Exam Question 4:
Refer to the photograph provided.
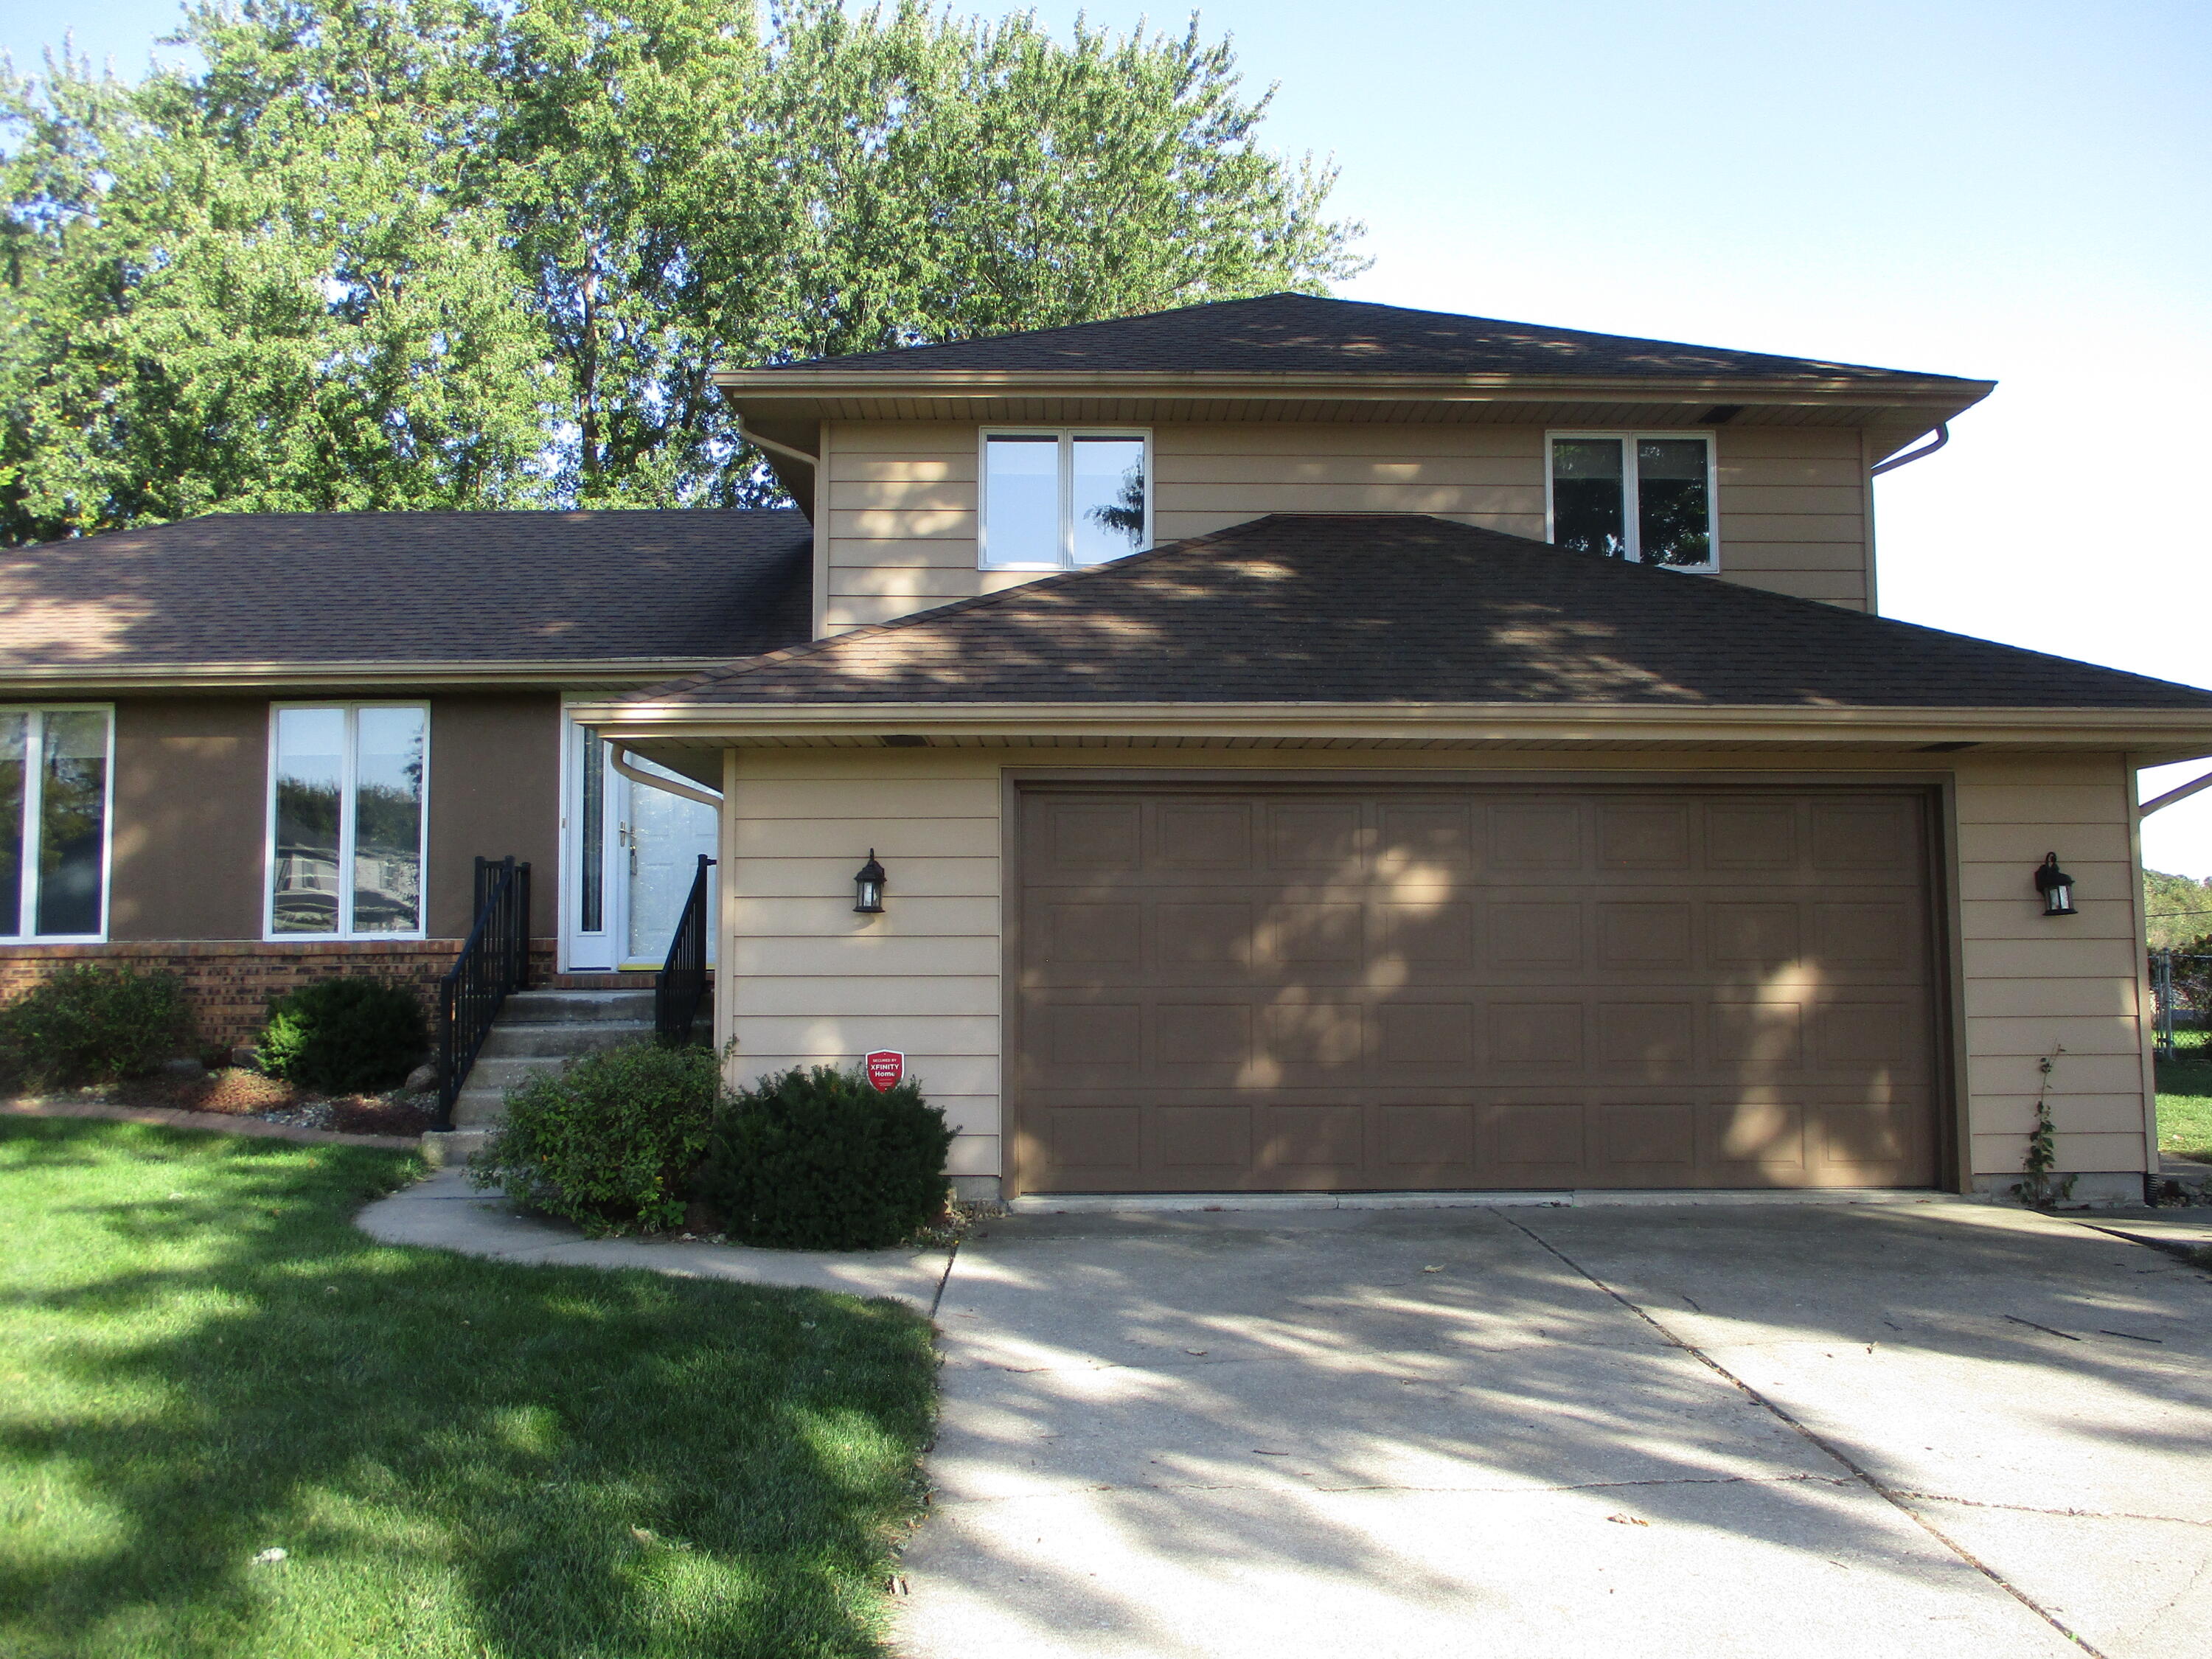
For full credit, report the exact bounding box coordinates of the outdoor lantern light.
[2034,852,2078,918]
[852,849,887,914]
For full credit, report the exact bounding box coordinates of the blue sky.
[8,0,2211,874]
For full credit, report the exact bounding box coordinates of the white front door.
[564,719,717,972]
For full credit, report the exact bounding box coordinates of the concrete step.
[499,988,658,1024]
[456,1054,572,1099]
[451,1091,510,1129]
[423,1128,490,1166]
[479,1020,655,1059]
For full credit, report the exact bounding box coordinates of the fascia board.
[714,369,1994,409]
[572,700,2212,751]
[0,658,747,694]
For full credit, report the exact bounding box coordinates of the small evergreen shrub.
[470,1040,720,1236]
[257,977,428,1093]
[0,965,193,1088]
[695,1065,954,1251]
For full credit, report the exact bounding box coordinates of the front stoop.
[447,988,667,1130]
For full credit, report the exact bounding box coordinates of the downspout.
[608,740,723,809]
[1869,423,1950,476]
[2140,769,2212,818]
[734,417,818,471]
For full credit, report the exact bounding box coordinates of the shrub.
[469,1040,720,1236]
[257,977,428,1094]
[0,965,193,1088]
[695,1065,954,1251]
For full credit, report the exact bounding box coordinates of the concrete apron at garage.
[898,1200,2212,1659]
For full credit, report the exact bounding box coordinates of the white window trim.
[1545,430,1721,573]
[0,703,116,945]
[978,426,1154,571]
[263,701,431,943]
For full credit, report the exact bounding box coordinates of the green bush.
[257,977,428,1093]
[0,965,193,1088]
[469,1041,720,1236]
[695,1065,954,1251]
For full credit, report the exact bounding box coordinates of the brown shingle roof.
[633,515,2212,712]
[756,293,1985,386]
[0,509,812,675]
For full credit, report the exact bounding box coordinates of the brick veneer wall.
[0,939,558,1056]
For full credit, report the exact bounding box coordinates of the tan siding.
[1952,751,2150,1180]
[717,745,2153,1191]
[820,418,1878,633]
[723,750,1003,1177]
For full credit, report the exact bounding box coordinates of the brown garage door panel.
[1015,787,1941,1194]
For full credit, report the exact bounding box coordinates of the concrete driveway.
[896,1200,2212,1659]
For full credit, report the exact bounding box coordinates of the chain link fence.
[2150,951,2212,1061]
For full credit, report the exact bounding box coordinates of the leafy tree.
[2145,867,2212,952]
[1,1,1365,537]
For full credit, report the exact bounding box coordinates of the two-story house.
[6,294,2209,1203]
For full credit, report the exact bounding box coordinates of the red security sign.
[864,1051,905,1092]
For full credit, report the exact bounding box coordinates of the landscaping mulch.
[8,1068,439,1138]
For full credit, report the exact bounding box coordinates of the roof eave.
[572,699,2212,754]
[716,367,1992,405]
[0,657,759,695]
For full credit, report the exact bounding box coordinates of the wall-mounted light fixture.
[2034,852,2078,917]
[853,849,888,914]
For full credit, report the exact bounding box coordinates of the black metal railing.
[657,854,715,1046]
[436,856,532,1130]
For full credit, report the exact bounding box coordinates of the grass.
[2157,1027,2212,1164]
[0,1119,939,1658]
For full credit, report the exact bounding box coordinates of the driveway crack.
[1887,1490,2212,1530]
[1500,1212,2114,1659]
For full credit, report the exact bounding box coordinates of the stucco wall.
[715,745,2152,1193]
[820,420,1874,633]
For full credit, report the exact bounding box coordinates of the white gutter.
[573,699,2212,751]
[608,740,724,808]
[2142,769,2212,818]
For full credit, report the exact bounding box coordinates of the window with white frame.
[981,429,1150,568]
[0,706,114,942]
[1548,433,1717,569]
[268,704,428,939]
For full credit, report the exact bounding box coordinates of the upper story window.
[1548,433,1717,570]
[268,703,427,940]
[0,706,113,942]
[981,429,1150,569]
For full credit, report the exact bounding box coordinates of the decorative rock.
[161,1056,207,1081]
[403,1062,439,1094]
[230,1045,260,1071]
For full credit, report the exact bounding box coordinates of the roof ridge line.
[638,517,1298,698]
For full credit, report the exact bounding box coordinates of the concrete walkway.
[357,1167,955,1310]
[355,1178,2212,1658]
[899,1201,2212,1659]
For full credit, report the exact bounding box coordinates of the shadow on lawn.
[0,1120,936,1659]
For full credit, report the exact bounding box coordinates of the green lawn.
[2158,1028,2212,1164]
[0,1120,938,1658]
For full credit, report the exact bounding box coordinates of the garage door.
[1013,785,1941,1193]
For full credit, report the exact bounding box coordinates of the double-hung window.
[0,706,114,942]
[1548,433,1717,570]
[268,704,428,939]
[981,429,1150,568]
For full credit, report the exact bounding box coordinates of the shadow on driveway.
[897,1200,2212,1659]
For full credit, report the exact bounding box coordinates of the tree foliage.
[2146,867,2212,953]
[1,1,1366,539]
